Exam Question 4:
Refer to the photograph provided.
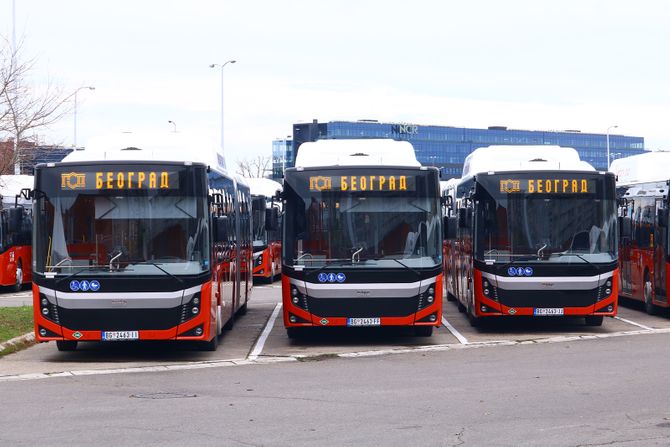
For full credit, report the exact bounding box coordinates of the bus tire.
[585,315,604,326]
[414,325,433,337]
[644,273,656,315]
[467,302,481,327]
[11,261,22,292]
[223,310,235,330]
[201,333,218,351]
[457,299,465,313]
[56,340,77,351]
[237,300,248,316]
[446,290,456,302]
[286,327,302,339]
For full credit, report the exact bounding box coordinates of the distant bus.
[611,152,670,314]
[446,145,618,326]
[31,133,252,351]
[0,175,33,291]
[247,178,282,283]
[281,139,443,337]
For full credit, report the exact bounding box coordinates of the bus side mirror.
[213,215,229,241]
[458,208,467,228]
[265,207,279,231]
[658,209,667,227]
[619,216,631,239]
[7,207,24,233]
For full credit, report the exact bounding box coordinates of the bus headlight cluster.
[38,293,59,323]
[181,292,202,323]
[481,278,499,301]
[290,285,308,310]
[598,279,613,301]
[418,285,436,310]
[255,254,263,266]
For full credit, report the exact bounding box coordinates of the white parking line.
[442,316,469,345]
[614,316,654,331]
[247,303,282,361]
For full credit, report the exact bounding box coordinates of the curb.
[0,332,35,354]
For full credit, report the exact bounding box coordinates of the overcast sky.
[2,0,670,169]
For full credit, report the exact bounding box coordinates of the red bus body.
[31,154,252,351]
[281,158,443,337]
[445,165,618,326]
[617,180,670,313]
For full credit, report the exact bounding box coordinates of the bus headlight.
[41,307,49,315]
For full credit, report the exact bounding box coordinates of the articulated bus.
[445,145,618,326]
[0,175,33,291]
[32,133,252,351]
[281,139,443,338]
[610,152,670,314]
[247,178,282,283]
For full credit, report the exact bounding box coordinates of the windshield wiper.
[553,251,593,265]
[130,261,184,284]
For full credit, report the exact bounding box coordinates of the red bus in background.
[0,175,34,291]
[248,178,282,283]
[611,152,670,314]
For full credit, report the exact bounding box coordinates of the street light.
[168,120,177,132]
[73,86,95,148]
[606,125,618,170]
[209,60,236,154]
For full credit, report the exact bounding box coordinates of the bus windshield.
[252,196,268,250]
[474,172,617,264]
[283,168,441,269]
[33,164,210,276]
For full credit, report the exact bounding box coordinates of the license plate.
[347,317,381,327]
[533,308,564,316]
[102,331,139,341]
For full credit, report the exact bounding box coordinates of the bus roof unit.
[461,145,594,180]
[246,177,283,198]
[609,151,670,185]
[61,131,226,172]
[295,139,420,169]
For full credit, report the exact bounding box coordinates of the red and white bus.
[247,178,282,283]
[445,145,618,326]
[0,175,33,291]
[610,152,670,314]
[281,139,443,337]
[31,133,252,351]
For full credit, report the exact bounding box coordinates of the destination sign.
[60,170,179,191]
[309,175,415,192]
[499,178,595,194]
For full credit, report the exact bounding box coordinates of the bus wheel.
[237,300,248,316]
[585,315,604,326]
[11,261,22,292]
[286,327,302,339]
[414,325,433,337]
[446,291,456,302]
[467,302,481,328]
[457,299,465,313]
[56,340,77,351]
[201,333,219,351]
[644,274,656,315]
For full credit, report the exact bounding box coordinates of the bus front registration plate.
[533,308,564,316]
[102,331,139,341]
[347,318,381,327]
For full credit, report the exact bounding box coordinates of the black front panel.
[285,265,442,283]
[33,272,209,293]
[57,306,184,331]
[497,288,598,308]
[306,297,419,317]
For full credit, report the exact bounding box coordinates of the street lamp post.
[168,120,177,132]
[73,86,95,148]
[209,60,236,154]
[606,125,618,170]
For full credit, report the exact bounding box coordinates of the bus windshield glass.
[283,168,441,269]
[475,172,617,264]
[33,164,210,276]
[251,196,267,250]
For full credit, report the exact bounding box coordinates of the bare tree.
[1,37,72,174]
[236,154,272,178]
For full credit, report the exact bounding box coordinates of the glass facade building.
[272,120,645,180]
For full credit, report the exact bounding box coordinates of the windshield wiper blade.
[553,252,593,265]
[131,261,184,284]
[388,258,421,278]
